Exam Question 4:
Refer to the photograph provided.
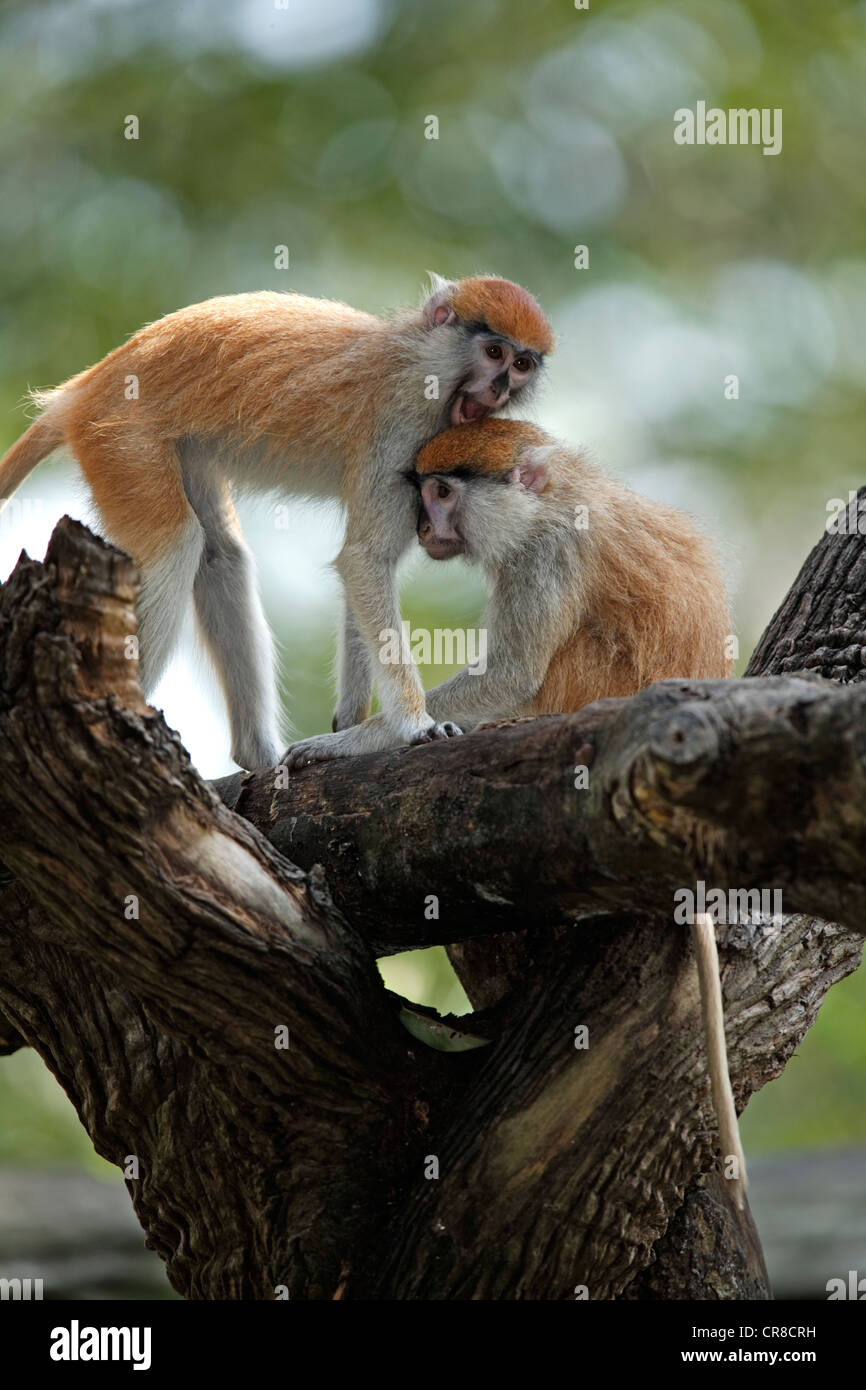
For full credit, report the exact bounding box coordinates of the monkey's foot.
[410,721,462,744]
[231,737,282,772]
[282,716,397,769]
[282,732,353,770]
[282,715,462,769]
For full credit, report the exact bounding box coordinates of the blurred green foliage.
[0,0,865,1170]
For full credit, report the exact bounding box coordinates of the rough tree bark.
[0,494,864,1300]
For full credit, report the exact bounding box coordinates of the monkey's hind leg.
[183,467,282,771]
[72,433,207,698]
[136,518,206,696]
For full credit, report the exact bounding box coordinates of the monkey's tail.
[0,410,66,515]
[691,912,748,1210]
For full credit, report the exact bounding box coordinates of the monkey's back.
[527,471,731,717]
[38,291,393,475]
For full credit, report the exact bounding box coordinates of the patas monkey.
[420,421,745,1202]
[413,417,731,713]
[0,276,553,769]
[312,417,743,1202]
[287,417,731,762]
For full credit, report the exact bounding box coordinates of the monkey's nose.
[490,370,510,401]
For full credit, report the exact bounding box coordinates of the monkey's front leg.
[285,656,500,771]
[285,501,461,765]
[424,648,543,729]
[284,693,461,771]
[282,672,492,770]
[340,544,462,743]
[424,670,496,730]
[339,521,427,737]
[424,574,564,728]
[332,600,373,731]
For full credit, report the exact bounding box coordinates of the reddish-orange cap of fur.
[416,419,551,477]
[451,277,554,355]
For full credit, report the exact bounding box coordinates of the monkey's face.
[422,276,551,427]
[450,334,541,427]
[416,457,549,565]
[416,475,468,560]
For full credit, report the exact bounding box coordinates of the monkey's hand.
[410,721,462,744]
[282,713,461,769]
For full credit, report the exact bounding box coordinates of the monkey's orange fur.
[15,294,385,566]
[2,284,551,572]
[451,279,554,356]
[1,278,554,768]
[417,419,732,718]
[416,416,548,477]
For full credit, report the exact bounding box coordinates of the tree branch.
[220,675,866,952]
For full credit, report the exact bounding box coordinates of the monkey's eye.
[437,482,451,500]
[513,356,534,373]
[485,343,503,360]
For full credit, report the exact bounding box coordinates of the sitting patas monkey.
[0,276,553,770]
[294,418,743,1197]
[415,418,743,1202]
[405,418,742,1201]
[288,416,731,763]
[412,417,732,721]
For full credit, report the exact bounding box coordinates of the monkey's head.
[421,275,553,428]
[413,419,554,564]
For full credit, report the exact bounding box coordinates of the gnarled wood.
[1,502,864,1299]
[220,673,866,951]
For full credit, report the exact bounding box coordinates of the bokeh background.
[1,0,865,1297]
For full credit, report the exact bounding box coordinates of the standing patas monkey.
[0,276,553,769]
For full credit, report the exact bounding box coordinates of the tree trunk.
[0,498,864,1299]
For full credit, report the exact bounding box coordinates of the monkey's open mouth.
[451,393,491,427]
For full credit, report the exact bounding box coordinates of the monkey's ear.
[508,447,552,495]
[422,273,457,329]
